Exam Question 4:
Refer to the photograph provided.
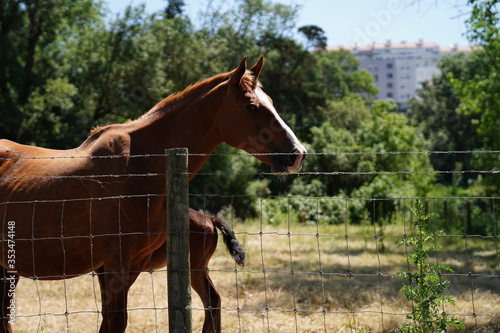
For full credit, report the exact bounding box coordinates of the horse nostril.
[288,153,297,166]
[295,148,305,161]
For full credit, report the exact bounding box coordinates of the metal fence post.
[165,148,192,333]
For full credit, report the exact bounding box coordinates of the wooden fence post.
[165,148,192,333]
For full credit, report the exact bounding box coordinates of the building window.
[387,83,393,88]
[387,73,393,79]
[374,74,378,82]
[387,63,393,69]
[387,92,393,98]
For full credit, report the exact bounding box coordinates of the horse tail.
[211,218,246,267]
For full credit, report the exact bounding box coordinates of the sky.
[106,0,471,47]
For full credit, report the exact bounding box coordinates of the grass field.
[11,222,500,332]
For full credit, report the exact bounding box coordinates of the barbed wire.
[0,193,165,205]
[194,169,499,176]
[1,168,499,181]
[1,149,498,181]
[188,193,500,200]
[1,149,500,161]
[193,149,500,156]
[0,169,498,182]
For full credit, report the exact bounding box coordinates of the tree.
[189,144,268,218]
[301,97,432,196]
[451,0,500,192]
[408,52,481,185]
[84,6,202,125]
[0,0,104,146]
[0,1,208,148]
[364,100,435,195]
[298,25,327,50]
[258,34,326,133]
[259,46,379,139]
[165,0,185,19]
[198,0,300,67]
[315,49,378,103]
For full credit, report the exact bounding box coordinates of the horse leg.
[148,242,166,270]
[191,270,221,333]
[96,266,110,333]
[97,264,141,333]
[0,267,18,333]
[150,240,223,332]
[189,211,221,333]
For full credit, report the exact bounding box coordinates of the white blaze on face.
[255,87,306,173]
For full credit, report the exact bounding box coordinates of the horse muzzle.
[272,147,306,174]
[286,147,306,173]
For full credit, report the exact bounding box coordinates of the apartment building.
[328,40,472,108]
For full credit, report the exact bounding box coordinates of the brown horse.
[0,56,305,332]
[180,209,246,333]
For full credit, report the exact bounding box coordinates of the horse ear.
[249,56,264,83]
[229,56,247,86]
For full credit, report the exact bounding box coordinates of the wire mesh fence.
[186,196,499,332]
[1,150,499,332]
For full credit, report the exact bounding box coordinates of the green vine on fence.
[396,200,465,333]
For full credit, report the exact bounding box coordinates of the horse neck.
[128,84,226,178]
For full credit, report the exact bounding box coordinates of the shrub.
[396,200,464,332]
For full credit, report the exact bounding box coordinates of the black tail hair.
[212,218,246,267]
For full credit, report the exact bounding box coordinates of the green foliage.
[316,50,378,103]
[200,0,300,66]
[449,0,500,193]
[396,200,465,333]
[256,194,350,225]
[258,34,322,132]
[248,95,435,225]
[320,95,371,132]
[351,175,414,221]
[306,122,375,196]
[408,52,481,186]
[298,25,327,50]
[1,0,497,231]
[0,0,105,146]
[259,42,378,135]
[0,0,379,151]
[425,184,499,236]
[189,144,265,218]
[165,0,185,19]
[299,96,433,223]
[20,78,79,147]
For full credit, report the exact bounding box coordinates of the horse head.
[219,57,306,174]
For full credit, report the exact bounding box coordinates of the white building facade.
[328,40,472,109]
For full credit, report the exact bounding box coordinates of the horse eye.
[246,104,258,112]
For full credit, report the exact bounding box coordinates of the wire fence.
[0,150,499,332]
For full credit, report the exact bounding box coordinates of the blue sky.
[106,0,471,47]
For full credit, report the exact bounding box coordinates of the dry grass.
[11,222,500,332]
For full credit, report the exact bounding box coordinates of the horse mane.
[141,68,258,119]
[82,69,257,146]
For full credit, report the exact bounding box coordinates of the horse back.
[0,126,132,179]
